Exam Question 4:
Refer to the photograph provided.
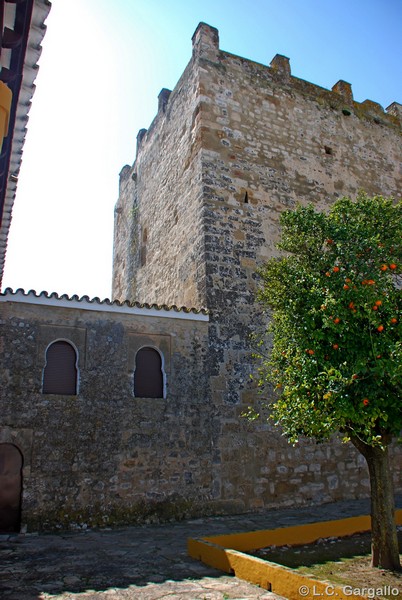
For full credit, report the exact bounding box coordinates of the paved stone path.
[1,497,400,600]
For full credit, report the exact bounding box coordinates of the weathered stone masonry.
[1,23,401,530]
[0,291,211,529]
[112,23,402,516]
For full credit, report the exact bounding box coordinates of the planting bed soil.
[253,529,402,599]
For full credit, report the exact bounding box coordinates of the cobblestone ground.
[1,497,399,600]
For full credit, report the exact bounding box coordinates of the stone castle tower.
[111,23,402,509]
[1,23,401,531]
[113,23,401,309]
[113,23,402,402]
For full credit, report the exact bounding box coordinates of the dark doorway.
[134,347,164,398]
[0,444,23,533]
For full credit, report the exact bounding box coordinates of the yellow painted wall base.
[188,509,402,600]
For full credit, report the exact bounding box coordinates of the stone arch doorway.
[0,444,23,532]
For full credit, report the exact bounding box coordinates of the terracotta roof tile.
[0,287,209,316]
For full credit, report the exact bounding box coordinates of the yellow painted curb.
[188,509,402,600]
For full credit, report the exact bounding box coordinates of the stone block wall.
[0,292,211,530]
[197,23,401,316]
[2,24,401,531]
[110,23,402,517]
[1,291,401,529]
[112,61,207,308]
[191,23,402,510]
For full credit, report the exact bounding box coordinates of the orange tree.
[257,193,401,570]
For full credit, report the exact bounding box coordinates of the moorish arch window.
[134,347,165,398]
[42,340,78,395]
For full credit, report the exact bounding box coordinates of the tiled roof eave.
[0,288,210,321]
[0,0,52,285]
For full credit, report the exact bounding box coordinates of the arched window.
[134,347,164,398]
[43,340,78,395]
[0,444,23,533]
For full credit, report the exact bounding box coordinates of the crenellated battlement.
[191,22,400,124]
[133,22,400,162]
[114,22,401,309]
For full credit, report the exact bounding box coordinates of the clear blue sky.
[2,0,401,300]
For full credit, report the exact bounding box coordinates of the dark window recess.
[244,191,249,204]
[141,227,148,265]
[43,341,77,395]
[324,146,333,155]
[134,347,163,398]
[0,444,23,533]
[140,245,147,266]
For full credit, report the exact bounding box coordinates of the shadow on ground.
[1,498,401,599]
[0,525,226,599]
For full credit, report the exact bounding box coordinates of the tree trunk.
[351,436,401,571]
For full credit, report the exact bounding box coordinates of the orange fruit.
[343,284,349,290]
[333,266,340,272]
[332,344,339,350]
[333,317,341,324]
[362,398,369,406]
[390,263,397,270]
[377,325,384,332]
[375,300,382,306]
[390,318,397,324]
[372,306,378,311]
[380,264,388,271]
